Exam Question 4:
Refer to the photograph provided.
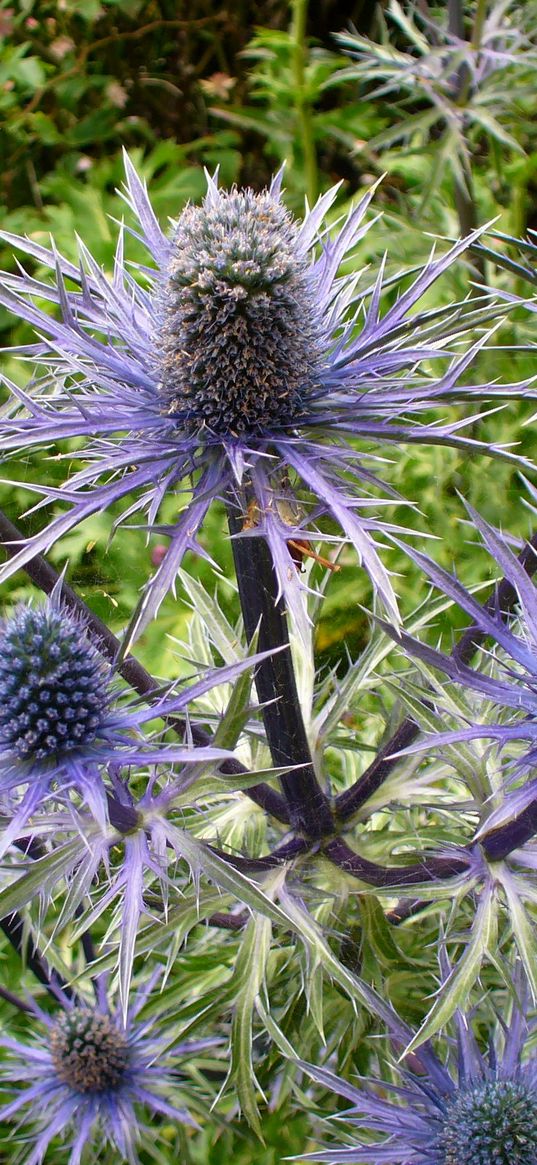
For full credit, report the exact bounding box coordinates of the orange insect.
[286,538,341,573]
[242,497,341,573]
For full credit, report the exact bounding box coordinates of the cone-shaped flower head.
[0,602,110,762]
[299,985,537,1164]
[439,1078,537,1164]
[50,1007,130,1093]
[0,155,524,649]
[0,982,205,1164]
[156,187,324,435]
[0,589,256,848]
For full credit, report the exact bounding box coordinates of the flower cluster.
[0,151,536,1165]
[0,978,208,1165]
[0,155,522,650]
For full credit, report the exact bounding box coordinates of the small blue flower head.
[0,979,202,1164]
[50,1006,130,1093]
[0,155,522,649]
[299,987,537,1164]
[0,587,251,850]
[439,1077,537,1165]
[0,601,110,763]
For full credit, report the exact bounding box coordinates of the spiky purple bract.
[380,503,537,834]
[0,155,525,647]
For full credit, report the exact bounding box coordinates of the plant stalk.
[290,0,317,206]
[227,498,333,838]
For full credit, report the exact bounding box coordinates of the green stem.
[290,0,317,206]
[470,0,489,51]
[447,0,486,278]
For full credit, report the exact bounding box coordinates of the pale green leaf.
[402,882,497,1055]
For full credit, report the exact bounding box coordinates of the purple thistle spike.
[374,509,537,850]
[0,156,530,646]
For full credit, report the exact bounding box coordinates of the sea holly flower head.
[49,1007,130,1094]
[0,978,204,1165]
[155,184,325,436]
[0,585,263,850]
[299,984,537,1164]
[0,154,526,648]
[0,600,110,763]
[439,1078,537,1165]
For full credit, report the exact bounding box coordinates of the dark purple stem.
[206,911,249,931]
[0,984,34,1014]
[336,718,419,822]
[324,837,470,888]
[226,497,333,839]
[480,802,537,862]
[208,835,308,872]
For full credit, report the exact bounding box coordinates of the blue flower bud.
[0,605,110,762]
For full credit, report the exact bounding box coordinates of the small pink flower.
[106,81,128,109]
[151,544,168,568]
[49,35,74,60]
[0,8,14,37]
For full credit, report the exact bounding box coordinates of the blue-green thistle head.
[50,1008,130,1095]
[155,183,324,436]
[439,1078,537,1165]
[297,979,537,1165]
[0,603,110,763]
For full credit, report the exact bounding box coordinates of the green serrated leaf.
[501,869,537,1000]
[359,895,424,972]
[0,836,94,917]
[403,882,497,1055]
[178,569,240,665]
[228,914,272,1135]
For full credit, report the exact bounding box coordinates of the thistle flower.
[0,584,267,851]
[299,987,537,1164]
[0,977,209,1165]
[0,154,524,646]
